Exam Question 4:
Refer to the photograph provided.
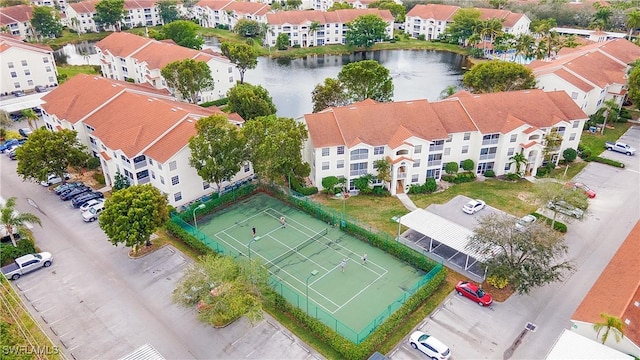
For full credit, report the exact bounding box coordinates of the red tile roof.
[0,33,53,53]
[572,221,640,347]
[557,38,640,66]
[68,0,98,14]
[304,89,585,148]
[267,8,393,25]
[0,5,33,25]
[476,8,526,28]
[196,0,271,16]
[405,4,459,21]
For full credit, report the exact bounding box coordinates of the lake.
[55,39,465,118]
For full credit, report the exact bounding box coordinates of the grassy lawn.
[546,160,588,180]
[579,122,632,157]
[57,64,100,82]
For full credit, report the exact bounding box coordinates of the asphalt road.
[390,126,640,360]
[0,156,322,359]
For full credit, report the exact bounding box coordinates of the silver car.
[547,200,584,219]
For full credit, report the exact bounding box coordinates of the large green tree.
[345,14,388,49]
[220,42,258,84]
[226,83,276,121]
[275,33,290,50]
[243,115,309,185]
[93,0,125,31]
[156,20,203,49]
[441,8,481,44]
[311,77,348,112]
[15,129,87,184]
[369,0,406,23]
[338,60,393,103]
[327,2,353,10]
[625,9,640,40]
[189,115,247,195]
[1,197,41,247]
[537,182,588,227]
[31,6,62,39]
[99,184,169,253]
[466,212,574,294]
[161,58,214,104]
[157,0,179,24]
[628,61,640,109]
[232,19,261,37]
[463,61,536,93]
[173,254,268,326]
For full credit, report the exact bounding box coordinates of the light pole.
[192,203,206,230]
[248,237,259,259]
[306,270,319,315]
[397,215,402,242]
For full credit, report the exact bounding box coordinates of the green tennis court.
[196,193,426,341]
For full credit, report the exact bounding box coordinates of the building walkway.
[395,193,417,211]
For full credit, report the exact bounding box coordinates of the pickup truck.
[1,252,53,280]
[605,142,636,156]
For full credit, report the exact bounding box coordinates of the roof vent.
[171,108,177,112]
[187,119,193,123]
[625,319,631,325]
[148,98,153,102]
[349,107,357,110]
[635,301,640,307]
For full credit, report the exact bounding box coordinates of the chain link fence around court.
[171,209,443,344]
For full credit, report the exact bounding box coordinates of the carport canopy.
[398,208,500,262]
[0,98,43,113]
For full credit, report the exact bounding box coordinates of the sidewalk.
[395,193,417,211]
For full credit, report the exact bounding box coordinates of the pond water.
[55,38,466,118]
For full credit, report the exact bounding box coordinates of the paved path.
[396,193,418,211]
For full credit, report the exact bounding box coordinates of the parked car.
[72,191,104,208]
[34,85,46,93]
[547,200,584,219]
[40,173,70,187]
[12,90,26,97]
[409,331,451,360]
[18,128,33,138]
[455,281,493,306]
[54,181,83,195]
[515,214,537,231]
[79,198,104,212]
[8,150,18,160]
[565,182,596,198]
[60,186,91,201]
[0,139,19,152]
[605,141,636,156]
[1,252,53,280]
[82,202,105,222]
[59,184,88,198]
[462,199,486,214]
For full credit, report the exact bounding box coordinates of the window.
[479,147,497,160]
[46,66,51,72]
[444,148,451,156]
[428,153,442,166]
[571,92,578,99]
[462,145,469,154]
[350,162,368,176]
[7,62,13,68]
[569,133,576,141]
[13,82,20,89]
[322,161,329,170]
[505,163,511,171]
[374,146,384,155]
[429,140,444,152]
[413,159,420,167]
[24,69,30,76]
[244,163,250,172]
[463,132,470,141]
[43,57,49,63]
[337,146,344,155]
[120,155,131,163]
[10,72,16,78]
[414,145,422,154]
[446,135,452,143]
[572,121,579,128]
[171,175,179,185]
[507,147,515,156]
[148,158,154,165]
[482,134,500,145]
[203,181,210,190]
[426,168,440,179]
[21,60,27,66]
[160,176,165,184]
[158,163,162,170]
[322,148,329,156]
[136,170,148,179]
[174,192,182,202]
[48,76,55,82]
[337,160,344,169]
[169,161,177,171]
[412,174,419,183]
[510,134,517,142]
[350,148,368,161]
[151,171,155,179]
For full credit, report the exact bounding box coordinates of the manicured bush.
[200,98,229,107]
[486,275,508,289]
[563,148,577,162]
[0,237,37,266]
[461,159,474,171]
[578,144,592,159]
[442,172,475,184]
[372,185,390,196]
[86,156,101,170]
[321,176,339,194]
[484,170,495,177]
[504,173,520,181]
[424,178,437,193]
[585,156,625,168]
[444,162,458,175]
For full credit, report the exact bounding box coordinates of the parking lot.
[1,156,323,360]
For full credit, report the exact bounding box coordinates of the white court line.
[332,269,388,313]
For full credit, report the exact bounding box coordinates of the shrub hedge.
[531,212,568,233]
[441,172,475,183]
[585,156,625,168]
[0,237,37,266]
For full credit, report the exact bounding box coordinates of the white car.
[462,199,486,214]
[409,331,451,359]
[40,173,70,186]
[79,198,104,212]
[515,214,537,231]
[82,202,105,222]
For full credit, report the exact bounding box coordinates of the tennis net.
[266,228,328,270]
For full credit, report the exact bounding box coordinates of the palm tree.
[562,35,580,49]
[625,9,640,40]
[514,34,536,63]
[439,85,457,99]
[307,21,321,47]
[601,99,621,134]
[20,108,39,130]
[509,152,528,177]
[592,4,613,31]
[534,18,558,60]
[1,197,42,247]
[593,313,625,344]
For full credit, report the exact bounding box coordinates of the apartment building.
[530,39,640,115]
[404,4,530,40]
[95,32,236,102]
[301,90,587,195]
[0,33,58,95]
[32,0,68,11]
[0,5,34,41]
[265,9,393,48]
[194,0,271,29]
[40,74,252,207]
[65,0,163,33]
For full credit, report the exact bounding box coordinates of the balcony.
[429,144,444,152]
[350,169,368,177]
[479,153,496,161]
[396,171,406,179]
[482,138,499,146]
[427,160,442,167]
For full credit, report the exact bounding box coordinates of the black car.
[18,128,33,138]
[58,184,87,197]
[60,186,91,200]
[54,182,83,195]
[71,192,104,208]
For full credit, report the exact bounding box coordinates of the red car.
[455,281,493,306]
[566,182,596,198]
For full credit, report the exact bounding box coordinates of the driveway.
[1,157,322,359]
[390,127,640,360]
